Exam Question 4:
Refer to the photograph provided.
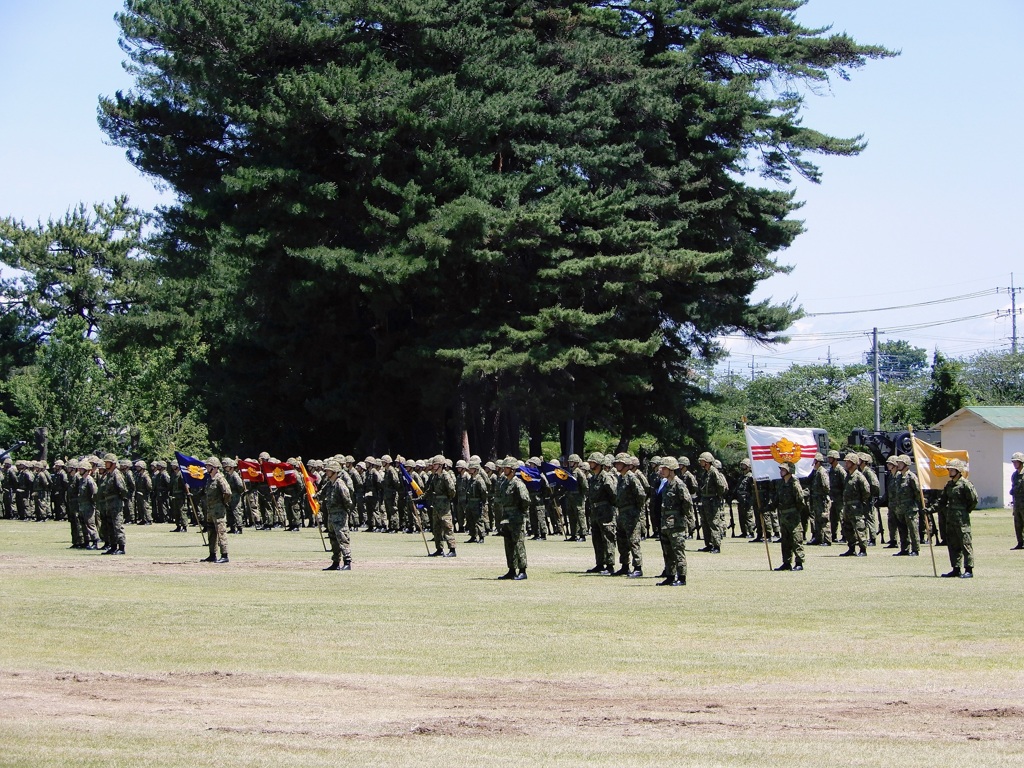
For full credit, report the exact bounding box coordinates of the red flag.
[261,460,299,488]
[298,462,320,518]
[237,459,265,483]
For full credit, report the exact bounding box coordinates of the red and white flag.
[237,459,265,484]
[744,425,819,480]
[260,460,299,488]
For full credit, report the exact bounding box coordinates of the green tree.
[877,339,927,383]
[961,350,1024,405]
[922,351,970,425]
[99,0,894,456]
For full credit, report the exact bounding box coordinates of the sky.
[1,0,1022,376]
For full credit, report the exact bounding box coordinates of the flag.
[175,451,208,491]
[541,461,578,492]
[398,463,424,498]
[910,435,969,490]
[261,460,299,488]
[517,464,542,490]
[298,461,320,518]
[237,459,265,484]
[744,425,819,481]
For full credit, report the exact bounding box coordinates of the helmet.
[455,459,468,469]
[468,454,481,463]
[468,461,481,470]
[945,458,967,472]
[698,451,714,464]
[814,453,824,462]
[858,452,872,464]
[134,460,146,469]
[713,459,721,469]
[827,450,841,460]
[53,459,65,467]
[103,453,118,463]
[613,452,631,464]
[568,454,581,464]
[739,458,751,469]
[843,453,858,465]
[222,458,237,468]
[885,456,897,466]
[895,455,911,466]
[258,452,270,461]
[204,457,222,469]
[119,458,131,468]
[527,457,542,467]
[650,455,662,465]
[324,460,342,473]
[780,461,796,475]
[356,461,367,470]
[659,457,679,471]
[381,454,393,464]
[679,456,691,467]
[444,458,453,468]
[587,452,604,464]
[89,456,103,467]
[602,454,615,467]
[1012,452,1024,463]
[548,459,560,467]
[430,455,445,465]
[484,461,497,471]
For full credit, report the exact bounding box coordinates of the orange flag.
[298,461,320,518]
[910,434,969,490]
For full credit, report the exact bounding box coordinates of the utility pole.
[872,328,881,432]
[998,273,1021,354]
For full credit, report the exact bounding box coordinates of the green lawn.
[1,510,1022,767]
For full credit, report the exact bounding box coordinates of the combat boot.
[656,577,674,586]
[513,570,527,580]
[428,549,444,557]
[793,559,804,571]
[341,560,351,571]
[960,567,973,578]
[612,566,629,576]
[774,563,791,571]
[498,570,515,580]
[323,562,340,570]
[941,567,961,578]
[628,569,643,578]
[215,556,229,563]
[443,549,457,558]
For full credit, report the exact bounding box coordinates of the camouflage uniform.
[381,456,402,532]
[321,463,354,569]
[119,460,135,523]
[613,453,647,575]
[892,456,921,555]
[425,457,457,556]
[98,455,129,554]
[133,462,153,525]
[827,452,847,542]
[586,454,617,573]
[466,465,489,543]
[698,453,728,552]
[202,458,230,562]
[775,464,809,570]
[658,458,694,585]
[840,458,870,556]
[734,463,756,539]
[2,459,16,519]
[51,461,68,522]
[1011,453,1024,550]
[15,462,34,520]
[170,465,189,532]
[861,455,882,544]
[152,462,170,524]
[808,457,831,545]
[929,460,978,576]
[224,461,246,533]
[78,460,101,548]
[63,461,83,547]
[32,462,50,521]
[565,457,589,542]
[494,459,531,578]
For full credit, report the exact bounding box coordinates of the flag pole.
[298,460,329,552]
[743,417,773,571]
[184,485,207,547]
[400,463,432,555]
[908,425,938,577]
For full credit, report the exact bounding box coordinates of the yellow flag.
[299,461,320,518]
[910,435,969,490]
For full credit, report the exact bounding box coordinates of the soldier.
[564,454,589,542]
[151,460,170,524]
[15,459,34,520]
[697,452,727,553]
[465,460,489,543]
[859,452,882,545]
[657,457,694,586]
[632,456,652,539]
[169,462,188,532]
[201,457,230,563]
[524,457,547,540]
[425,455,457,557]
[891,455,921,556]
[320,460,354,570]
[545,459,567,538]
[98,453,129,555]
[927,458,978,578]
[381,454,402,533]
[775,462,809,571]
[585,452,617,574]
[51,459,68,522]
[119,459,135,524]
[808,453,831,546]
[281,458,304,531]
[1011,451,1024,550]
[826,450,847,543]
[33,460,51,522]
[365,457,385,532]
[839,453,870,557]
[612,452,646,577]
[78,457,101,549]
[223,458,245,533]
[882,456,900,548]
[734,458,756,540]
[63,460,84,548]
[133,460,153,525]
[2,457,16,519]
[494,458,531,580]
[454,459,470,535]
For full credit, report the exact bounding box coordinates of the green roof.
[939,406,1024,429]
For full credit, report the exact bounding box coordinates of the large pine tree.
[100,0,893,456]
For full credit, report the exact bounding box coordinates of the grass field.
[1,511,1022,767]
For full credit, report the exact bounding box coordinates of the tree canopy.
[81,0,895,457]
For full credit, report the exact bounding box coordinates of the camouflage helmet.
[381,454,393,464]
[650,455,662,465]
[713,459,721,469]
[739,458,751,469]
[587,452,605,464]
[324,460,342,473]
[444,458,453,468]
[827,450,841,460]
[89,456,103,467]
[222,458,237,468]
[858,452,872,464]
[103,453,118,464]
[843,453,859,465]
[204,456,222,469]
[813,453,825,463]
[469,454,481,463]
[895,454,912,466]
[602,454,615,467]
[455,459,468,470]
[134,460,146,469]
[118,458,131,468]
[885,456,897,466]
[1012,452,1024,463]
[659,456,680,471]
[356,461,367,470]
[548,458,560,467]
[780,461,797,475]
[679,456,691,467]
[945,458,967,473]
[567,453,582,464]
[527,456,542,467]
[613,452,631,464]
[65,459,78,470]
[467,460,481,470]
[430,455,445,466]
[484,461,497,471]
[258,451,270,461]
[698,451,714,464]
[15,459,26,468]
[53,459,65,467]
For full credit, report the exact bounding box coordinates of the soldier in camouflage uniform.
[565,454,589,542]
[425,455,457,557]
[465,460,489,543]
[697,452,727,553]
[585,453,617,573]
[454,459,470,536]
[281,458,304,531]
[859,452,882,545]
[928,458,978,577]
[320,460,354,570]
[613,453,647,577]
[151,460,170,524]
[201,457,230,563]
[381,455,402,533]
[78,457,101,549]
[524,457,547,540]
[808,453,831,545]
[734,458,756,540]
[891,455,921,556]
[2,457,16,519]
[1011,452,1024,550]
[839,454,870,557]
[15,460,33,520]
[494,458,531,579]
[133,460,153,525]
[169,462,189,532]
[51,459,68,522]
[98,454,129,554]
[826,450,846,543]
[775,462,809,571]
[119,459,135,524]
[657,457,694,586]
[64,460,84,547]
[223,458,245,533]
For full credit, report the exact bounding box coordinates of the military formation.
[3,445,1017,582]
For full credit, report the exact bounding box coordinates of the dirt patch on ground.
[2,669,1021,745]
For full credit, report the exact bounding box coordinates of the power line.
[803,288,998,317]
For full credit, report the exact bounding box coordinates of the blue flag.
[398,463,429,510]
[541,461,578,492]
[517,464,542,490]
[175,451,208,492]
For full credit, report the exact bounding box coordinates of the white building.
[936,406,1024,508]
